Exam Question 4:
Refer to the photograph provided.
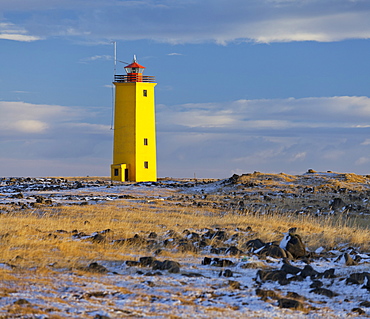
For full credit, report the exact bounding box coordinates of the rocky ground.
[1,171,370,318]
[1,170,370,217]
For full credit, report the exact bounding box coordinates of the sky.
[1,0,370,179]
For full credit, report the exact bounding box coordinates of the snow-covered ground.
[1,250,370,318]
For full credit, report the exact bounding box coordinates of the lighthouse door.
[124,169,129,182]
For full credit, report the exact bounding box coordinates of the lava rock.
[212,230,228,241]
[152,260,181,273]
[281,263,301,275]
[87,262,108,274]
[278,298,305,311]
[346,272,370,285]
[139,256,156,267]
[225,246,243,256]
[228,280,241,289]
[359,301,370,307]
[220,269,233,277]
[256,288,280,301]
[321,268,336,279]
[258,244,288,259]
[285,233,306,258]
[126,261,140,267]
[329,197,346,211]
[300,265,319,278]
[202,257,212,265]
[351,308,365,315]
[243,238,265,251]
[310,280,323,289]
[211,258,235,267]
[309,288,338,298]
[256,270,287,283]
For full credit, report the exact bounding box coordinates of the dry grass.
[1,196,370,272]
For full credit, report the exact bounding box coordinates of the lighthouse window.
[144,138,148,145]
[144,161,149,169]
[114,168,119,176]
[143,89,147,97]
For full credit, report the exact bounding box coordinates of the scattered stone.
[90,233,106,243]
[139,256,156,267]
[177,241,198,253]
[286,291,305,301]
[225,246,243,256]
[277,298,305,311]
[182,272,204,278]
[148,232,157,238]
[321,268,336,279]
[243,238,265,251]
[351,308,365,315]
[281,263,301,275]
[14,299,30,305]
[300,265,319,278]
[256,270,287,283]
[87,262,108,274]
[210,258,234,267]
[285,233,306,258]
[258,244,288,259]
[220,269,233,277]
[126,261,140,267]
[329,198,346,211]
[309,288,338,298]
[86,291,108,298]
[228,280,242,289]
[346,272,370,285]
[152,260,181,273]
[310,280,323,289]
[212,230,228,241]
[202,257,212,265]
[335,253,358,266]
[144,271,162,276]
[359,301,370,307]
[126,235,147,246]
[256,288,280,300]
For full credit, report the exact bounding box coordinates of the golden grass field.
[1,194,369,271]
[0,172,370,318]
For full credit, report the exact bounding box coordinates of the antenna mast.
[111,41,117,130]
[113,41,117,77]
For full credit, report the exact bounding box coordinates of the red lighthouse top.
[114,55,155,83]
[125,59,145,75]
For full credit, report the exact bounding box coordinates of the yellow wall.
[111,81,157,182]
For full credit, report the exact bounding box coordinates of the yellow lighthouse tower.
[110,57,157,182]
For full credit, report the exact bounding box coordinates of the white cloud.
[290,152,306,162]
[156,95,370,177]
[158,96,370,132]
[14,120,49,133]
[1,1,370,43]
[0,101,111,175]
[79,55,111,63]
[355,157,370,165]
[1,96,369,178]
[0,101,78,134]
[0,22,41,42]
[361,139,370,145]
